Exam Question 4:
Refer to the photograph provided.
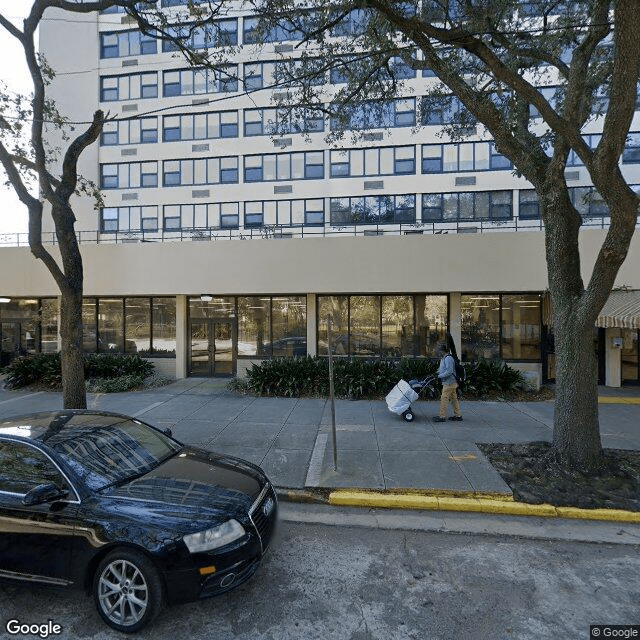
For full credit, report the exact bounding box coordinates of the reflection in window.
[125,298,151,355]
[318,296,349,356]
[83,299,97,353]
[152,298,176,356]
[461,295,501,361]
[98,299,124,353]
[0,442,66,494]
[272,297,306,357]
[318,294,448,358]
[40,298,59,353]
[349,295,380,357]
[621,329,639,383]
[238,297,270,357]
[501,295,542,360]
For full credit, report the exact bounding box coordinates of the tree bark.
[60,285,86,409]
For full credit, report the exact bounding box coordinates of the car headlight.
[183,519,246,553]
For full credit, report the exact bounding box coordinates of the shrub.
[87,374,145,393]
[3,352,154,391]
[242,356,523,399]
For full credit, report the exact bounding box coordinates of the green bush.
[3,352,154,391]
[4,353,62,389]
[243,356,523,399]
[87,374,146,393]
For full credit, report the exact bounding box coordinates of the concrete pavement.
[1,378,639,524]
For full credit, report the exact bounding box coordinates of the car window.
[0,441,69,495]
[49,419,181,491]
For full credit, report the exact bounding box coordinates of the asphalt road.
[1,508,639,640]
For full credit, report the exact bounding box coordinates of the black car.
[0,411,278,633]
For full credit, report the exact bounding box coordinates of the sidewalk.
[1,380,639,502]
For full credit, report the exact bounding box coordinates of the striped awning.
[596,290,640,329]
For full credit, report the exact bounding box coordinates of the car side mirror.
[22,483,69,507]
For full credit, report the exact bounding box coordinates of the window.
[501,295,542,360]
[330,195,416,225]
[244,202,263,227]
[162,202,240,229]
[100,72,158,102]
[519,190,540,219]
[331,98,416,131]
[421,191,512,222]
[162,66,238,97]
[623,132,640,164]
[98,299,124,353]
[243,107,325,137]
[243,152,325,182]
[100,162,158,189]
[330,146,415,178]
[162,19,238,52]
[461,295,501,361]
[162,157,239,186]
[0,442,68,495]
[100,117,158,146]
[318,294,447,358]
[100,206,157,233]
[100,30,157,59]
[162,111,238,141]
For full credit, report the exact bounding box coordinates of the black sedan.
[0,411,278,633]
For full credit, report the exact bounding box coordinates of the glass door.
[0,322,21,367]
[189,319,236,377]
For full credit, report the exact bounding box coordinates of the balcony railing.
[0,215,626,247]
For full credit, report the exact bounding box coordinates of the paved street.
[1,504,639,640]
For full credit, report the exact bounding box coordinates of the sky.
[0,0,38,236]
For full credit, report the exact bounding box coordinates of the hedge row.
[3,353,154,390]
[242,356,524,399]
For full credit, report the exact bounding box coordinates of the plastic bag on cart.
[385,379,419,415]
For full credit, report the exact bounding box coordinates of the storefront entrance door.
[0,322,21,367]
[189,319,236,377]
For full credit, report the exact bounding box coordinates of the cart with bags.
[385,375,438,422]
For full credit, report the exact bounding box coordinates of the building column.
[307,293,317,356]
[449,292,462,357]
[175,295,188,379]
[605,327,622,387]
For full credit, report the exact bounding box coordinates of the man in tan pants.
[433,343,463,422]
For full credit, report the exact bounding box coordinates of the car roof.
[0,410,137,443]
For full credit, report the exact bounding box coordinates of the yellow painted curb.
[598,396,640,404]
[328,490,640,523]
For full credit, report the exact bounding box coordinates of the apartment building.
[1,1,639,387]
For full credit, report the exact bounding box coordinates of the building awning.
[596,290,640,329]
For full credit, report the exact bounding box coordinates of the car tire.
[93,548,164,633]
[402,410,414,422]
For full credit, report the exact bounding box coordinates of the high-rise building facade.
[1,1,639,387]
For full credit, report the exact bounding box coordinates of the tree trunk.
[59,286,86,409]
[552,307,602,468]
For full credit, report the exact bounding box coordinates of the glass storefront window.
[318,296,348,355]
[461,295,500,360]
[0,298,39,358]
[98,298,124,352]
[152,297,176,356]
[349,296,381,357]
[415,295,448,357]
[238,297,271,357]
[382,296,413,357]
[82,298,97,353]
[125,298,151,355]
[40,298,59,353]
[501,295,541,360]
[271,296,306,357]
[189,297,235,319]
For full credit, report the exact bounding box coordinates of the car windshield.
[48,417,181,492]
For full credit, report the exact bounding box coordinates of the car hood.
[99,447,266,524]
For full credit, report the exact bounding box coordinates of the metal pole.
[327,315,338,471]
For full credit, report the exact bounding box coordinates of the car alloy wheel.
[94,549,163,633]
[402,410,414,422]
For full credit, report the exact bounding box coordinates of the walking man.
[434,342,463,422]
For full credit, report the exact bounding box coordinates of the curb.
[598,396,640,404]
[324,490,640,523]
